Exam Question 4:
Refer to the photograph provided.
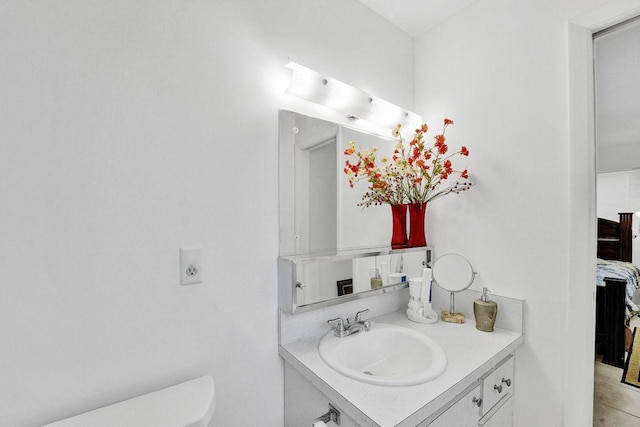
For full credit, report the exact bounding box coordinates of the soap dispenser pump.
[474,287,498,332]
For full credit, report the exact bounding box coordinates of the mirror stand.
[432,253,477,324]
[441,292,465,324]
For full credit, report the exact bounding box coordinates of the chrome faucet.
[327,309,371,337]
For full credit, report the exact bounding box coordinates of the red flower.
[342,117,470,207]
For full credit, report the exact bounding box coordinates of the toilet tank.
[43,376,215,427]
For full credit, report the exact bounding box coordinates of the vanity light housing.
[285,62,422,130]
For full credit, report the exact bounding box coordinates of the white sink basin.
[318,323,447,386]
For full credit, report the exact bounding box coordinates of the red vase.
[407,203,427,247]
[390,204,408,249]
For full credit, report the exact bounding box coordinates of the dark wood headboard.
[597,213,633,262]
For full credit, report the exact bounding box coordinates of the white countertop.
[279,309,524,427]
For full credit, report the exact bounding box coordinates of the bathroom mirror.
[279,246,432,314]
[432,253,476,323]
[278,110,397,256]
[278,109,433,314]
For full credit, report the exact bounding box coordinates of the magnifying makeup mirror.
[432,253,476,323]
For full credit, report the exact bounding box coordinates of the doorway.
[592,16,640,425]
[566,3,640,425]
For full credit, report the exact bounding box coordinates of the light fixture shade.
[285,62,422,130]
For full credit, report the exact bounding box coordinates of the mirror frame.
[432,253,476,292]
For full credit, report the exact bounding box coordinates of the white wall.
[414,0,640,426]
[0,1,414,425]
[595,18,640,173]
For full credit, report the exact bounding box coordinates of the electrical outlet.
[180,248,202,285]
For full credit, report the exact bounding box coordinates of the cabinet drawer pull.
[502,378,511,387]
[472,396,482,407]
[494,384,503,393]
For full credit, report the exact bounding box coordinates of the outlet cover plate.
[180,248,202,285]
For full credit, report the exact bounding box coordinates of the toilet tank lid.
[43,375,215,427]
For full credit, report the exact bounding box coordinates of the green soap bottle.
[370,268,383,289]
[474,287,498,332]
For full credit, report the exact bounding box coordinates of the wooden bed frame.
[596,212,634,368]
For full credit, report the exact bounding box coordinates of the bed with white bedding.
[597,258,640,319]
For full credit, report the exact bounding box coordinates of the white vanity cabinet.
[424,355,515,427]
[284,353,516,427]
[279,303,523,426]
[284,364,360,427]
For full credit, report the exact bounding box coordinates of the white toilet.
[43,376,215,427]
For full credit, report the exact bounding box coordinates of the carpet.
[622,327,640,388]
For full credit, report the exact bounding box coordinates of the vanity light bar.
[285,62,422,129]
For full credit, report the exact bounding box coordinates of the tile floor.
[593,317,640,426]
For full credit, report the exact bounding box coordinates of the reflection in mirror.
[278,110,434,314]
[279,110,397,256]
[279,247,432,314]
[432,253,476,323]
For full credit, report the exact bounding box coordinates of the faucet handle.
[327,318,347,331]
[354,309,370,322]
[327,318,349,337]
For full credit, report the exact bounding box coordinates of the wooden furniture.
[597,213,633,262]
[596,212,634,368]
[596,277,627,367]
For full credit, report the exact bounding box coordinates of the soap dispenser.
[474,287,498,332]
[370,268,383,289]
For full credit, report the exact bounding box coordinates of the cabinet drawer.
[482,355,515,416]
[427,383,482,427]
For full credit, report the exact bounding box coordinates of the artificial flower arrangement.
[344,118,471,206]
[343,118,472,247]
